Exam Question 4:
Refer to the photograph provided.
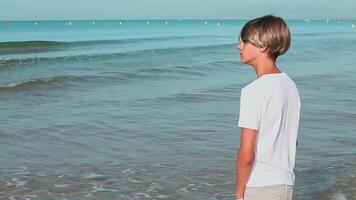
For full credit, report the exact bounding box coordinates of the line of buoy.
[2,20,12,25]
[29,20,356,28]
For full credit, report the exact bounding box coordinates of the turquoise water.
[0,19,356,199]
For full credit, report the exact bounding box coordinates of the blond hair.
[239,15,291,60]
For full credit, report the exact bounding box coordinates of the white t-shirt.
[238,72,301,187]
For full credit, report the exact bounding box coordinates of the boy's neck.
[253,58,281,78]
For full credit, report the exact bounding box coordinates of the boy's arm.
[236,127,257,199]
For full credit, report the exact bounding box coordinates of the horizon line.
[1,17,356,22]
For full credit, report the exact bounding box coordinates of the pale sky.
[0,0,355,20]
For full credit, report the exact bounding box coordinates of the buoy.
[3,20,12,25]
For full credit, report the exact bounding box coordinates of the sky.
[0,0,355,20]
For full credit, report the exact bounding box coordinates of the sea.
[0,19,356,200]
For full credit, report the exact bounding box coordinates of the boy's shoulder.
[241,72,293,96]
[243,73,285,89]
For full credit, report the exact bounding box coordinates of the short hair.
[239,15,291,60]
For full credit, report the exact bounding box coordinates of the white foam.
[332,192,347,200]
[85,193,92,197]
[92,184,118,192]
[23,194,38,199]
[5,181,14,186]
[2,82,19,88]
[147,182,162,193]
[157,194,169,199]
[127,177,141,183]
[9,177,28,188]
[201,181,215,187]
[122,168,135,174]
[177,183,195,193]
[136,192,151,198]
[83,173,103,179]
[53,184,70,188]
[13,171,30,175]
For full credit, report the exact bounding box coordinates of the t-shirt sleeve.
[238,88,261,130]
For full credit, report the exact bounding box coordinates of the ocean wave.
[294,31,355,36]
[0,35,226,55]
[0,41,67,54]
[0,76,79,91]
[0,75,115,91]
[135,65,205,77]
[0,43,234,68]
[70,35,226,46]
[0,70,180,92]
[0,60,238,92]
[146,92,230,105]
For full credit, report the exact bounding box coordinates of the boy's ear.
[259,46,268,53]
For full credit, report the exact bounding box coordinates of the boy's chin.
[240,57,252,65]
[240,59,247,64]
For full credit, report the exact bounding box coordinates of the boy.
[235,15,301,200]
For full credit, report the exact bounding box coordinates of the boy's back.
[238,72,301,187]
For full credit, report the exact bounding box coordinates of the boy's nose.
[237,43,242,50]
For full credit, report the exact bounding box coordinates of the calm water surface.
[1,19,356,200]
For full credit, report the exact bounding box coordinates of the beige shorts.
[244,184,293,200]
